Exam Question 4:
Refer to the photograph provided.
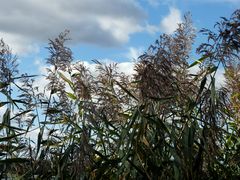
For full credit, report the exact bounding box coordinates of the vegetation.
[0,9,240,179]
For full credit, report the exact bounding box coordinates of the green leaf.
[0,132,25,142]
[147,96,174,102]
[11,99,28,104]
[10,109,32,121]
[173,164,180,180]
[0,82,9,89]
[188,55,209,68]
[0,124,26,132]
[26,115,37,133]
[37,129,43,155]
[0,90,19,108]
[2,108,10,127]
[58,72,74,89]
[66,92,77,100]
[40,120,65,125]
[207,66,218,74]
[198,76,207,96]
[45,108,61,114]
[115,81,138,101]
[0,158,30,163]
[13,75,38,80]
[0,102,9,107]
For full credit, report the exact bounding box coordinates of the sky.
[0,0,239,85]
[0,0,239,142]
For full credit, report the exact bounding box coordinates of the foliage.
[0,10,240,179]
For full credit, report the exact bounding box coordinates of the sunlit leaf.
[188,55,209,68]
[66,92,77,100]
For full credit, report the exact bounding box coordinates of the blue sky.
[0,0,239,139]
[0,0,239,78]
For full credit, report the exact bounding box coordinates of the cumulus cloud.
[0,31,39,55]
[25,128,40,144]
[127,47,144,60]
[143,7,182,35]
[188,65,226,88]
[160,7,182,34]
[215,68,226,88]
[0,0,146,54]
[145,24,159,34]
[117,62,135,76]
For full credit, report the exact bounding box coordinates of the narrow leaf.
[0,158,30,163]
[66,92,77,100]
[115,81,138,101]
[58,72,74,89]
[0,82,9,89]
[0,132,25,142]
[188,55,209,68]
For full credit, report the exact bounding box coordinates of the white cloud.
[127,47,144,60]
[142,7,182,35]
[33,76,49,94]
[25,128,54,144]
[0,31,39,55]
[32,58,51,94]
[0,0,146,55]
[25,128,40,143]
[118,62,135,76]
[145,24,159,34]
[97,16,143,44]
[160,7,182,34]
[188,65,226,88]
[188,64,201,75]
[215,68,226,88]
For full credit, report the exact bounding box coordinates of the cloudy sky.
[0,0,239,79]
[0,0,239,140]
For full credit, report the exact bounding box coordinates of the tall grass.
[0,10,240,179]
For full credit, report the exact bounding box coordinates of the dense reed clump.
[0,9,240,179]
